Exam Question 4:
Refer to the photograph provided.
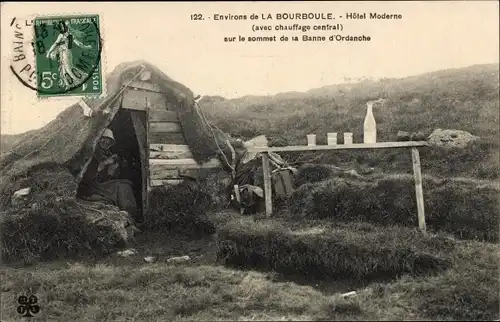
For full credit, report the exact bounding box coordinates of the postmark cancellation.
[9,14,103,98]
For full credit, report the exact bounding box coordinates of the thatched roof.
[0,60,236,208]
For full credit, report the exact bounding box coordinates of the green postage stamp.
[33,14,102,97]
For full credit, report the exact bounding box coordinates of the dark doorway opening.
[108,109,144,222]
[76,108,148,223]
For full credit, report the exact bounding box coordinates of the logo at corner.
[17,294,40,317]
[31,14,103,97]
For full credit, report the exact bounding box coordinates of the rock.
[359,167,375,175]
[410,131,427,141]
[78,200,137,246]
[11,187,32,206]
[117,248,138,257]
[397,131,410,141]
[167,255,190,263]
[346,169,360,177]
[13,187,31,197]
[342,291,357,298]
[428,129,479,148]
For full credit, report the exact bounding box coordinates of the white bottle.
[363,101,377,143]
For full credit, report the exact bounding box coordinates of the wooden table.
[247,141,429,233]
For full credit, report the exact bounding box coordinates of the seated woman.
[78,129,139,221]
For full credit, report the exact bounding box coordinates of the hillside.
[200,63,500,179]
[199,63,499,139]
[0,127,42,155]
[0,134,23,154]
[2,63,498,177]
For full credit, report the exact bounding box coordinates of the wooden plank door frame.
[144,98,150,219]
[128,107,149,223]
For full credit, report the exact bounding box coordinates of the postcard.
[1,2,499,321]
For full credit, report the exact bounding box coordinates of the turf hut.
[0,60,237,224]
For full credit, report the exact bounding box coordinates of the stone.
[428,129,479,148]
[78,200,138,246]
[167,255,190,263]
[117,248,138,257]
[11,187,32,206]
[13,187,31,197]
[410,131,427,141]
[397,131,410,141]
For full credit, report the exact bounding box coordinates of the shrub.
[216,216,454,281]
[0,196,130,263]
[288,174,499,242]
[145,180,215,234]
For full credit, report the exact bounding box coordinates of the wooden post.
[411,147,426,234]
[233,184,244,215]
[262,152,273,217]
[227,139,236,180]
[143,98,150,221]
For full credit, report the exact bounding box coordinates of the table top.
[246,141,429,153]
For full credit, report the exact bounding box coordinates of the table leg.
[262,152,273,217]
[411,147,427,234]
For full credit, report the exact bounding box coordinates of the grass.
[288,173,499,242]
[2,156,497,321]
[215,215,454,281]
[3,175,495,321]
[353,239,499,321]
[214,214,500,321]
[0,229,357,322]
[0,263,340,321]
[2,222,497,321]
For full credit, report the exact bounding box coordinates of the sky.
[1,1,499,134]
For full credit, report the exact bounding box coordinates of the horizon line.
[197,61,499,100]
